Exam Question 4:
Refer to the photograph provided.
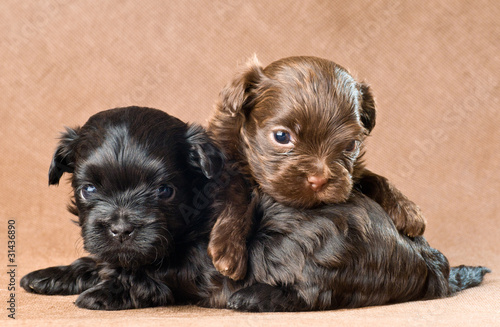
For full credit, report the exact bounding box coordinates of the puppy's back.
[246,193,450,310]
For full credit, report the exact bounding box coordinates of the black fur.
[21,106,489,311]
[226,193,489,312]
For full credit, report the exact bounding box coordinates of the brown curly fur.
[207,56,426,280]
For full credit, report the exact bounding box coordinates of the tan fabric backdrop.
[1,1,498,326]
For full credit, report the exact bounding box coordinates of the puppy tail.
[448,265,491,293]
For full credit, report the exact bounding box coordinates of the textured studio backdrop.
[0,1,499,326]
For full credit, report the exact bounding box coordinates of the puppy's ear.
[219,55,267,117]
[359,83,376,133]
[186,124,225,179]
[48,127,80,185]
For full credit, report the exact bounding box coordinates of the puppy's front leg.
[76,269,174,310]
[208,173,256,280]
[21,257,100,295]
[355,169,426,237]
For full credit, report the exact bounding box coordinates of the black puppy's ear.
[359,83,376,134]
[219,55,267,117]
[186,124,225,179]
[48,126,80,185]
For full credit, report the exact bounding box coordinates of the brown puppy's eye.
[274,130,292,144]
[345,140,359,152]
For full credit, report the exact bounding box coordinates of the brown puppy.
[208,56,426,280]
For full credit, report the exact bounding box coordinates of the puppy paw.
[390,199,427,237]
[228,285,272,312]
[228,284,302,312]
[21,258,100,295]
[208,238,248,281]
[21,270,58,295]
[76,283,127,310]
[21,266,83,295]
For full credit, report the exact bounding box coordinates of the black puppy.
[21,106,489,311]
[21,106,226,309]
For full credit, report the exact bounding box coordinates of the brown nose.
[307,175,327,192]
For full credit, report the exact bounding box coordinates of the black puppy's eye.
[274,130,292,145]
[81,184,97,199]
[158,185,174,200]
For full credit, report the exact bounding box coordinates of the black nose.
[109,221,135,242]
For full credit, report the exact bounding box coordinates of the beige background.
[1,1,499,326]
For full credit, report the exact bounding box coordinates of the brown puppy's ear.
[48,127,80,185]
[186,124,225,179]
[219,55,267,117]
[359,83,376,133]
